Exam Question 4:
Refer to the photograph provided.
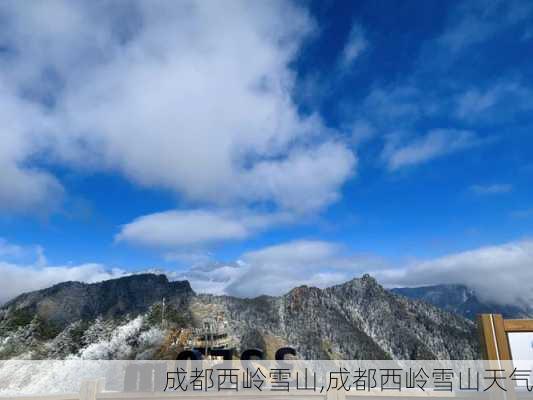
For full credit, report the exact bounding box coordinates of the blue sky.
[0,0,532,303]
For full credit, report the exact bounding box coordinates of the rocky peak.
[0,274,195,329]
[360,273,378,285]
[328,274,382,297]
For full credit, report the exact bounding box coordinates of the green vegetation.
[33,316,63,340]
[69,321,89,345]
[9,307,34,327]
[1,307,34,333]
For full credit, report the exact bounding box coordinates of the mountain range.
[392,284,533,320]
[0,273,483,360]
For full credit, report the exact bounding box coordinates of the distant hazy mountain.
[392,284,533,320]
[0,274,479,360]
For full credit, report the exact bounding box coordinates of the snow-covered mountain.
[0,274,480,360]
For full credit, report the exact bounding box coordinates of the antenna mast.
[161,297,166,328]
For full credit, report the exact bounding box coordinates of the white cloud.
[470,183,513,195]
[0,238,128,305]
[116,209,292,248]
[117,210,246,248]
[342,23,368,66]
[179,240,389,297]
[241,142,355,211]
[179,238,533,308]
[378,239,533,307]
[0,0,355,214]
[0,239,48,265]
[0,81,64,214]
[2,237,533,309]
[354,82,501,172]
[382,129,482,170]
[169,261,245,295]
[0,261,126,305]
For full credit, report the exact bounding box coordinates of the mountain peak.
[333,274,380,291]
[360,273,378,285]
[0,273,481,360]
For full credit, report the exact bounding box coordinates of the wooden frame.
[478,314,533,360]
[477,314,533,400]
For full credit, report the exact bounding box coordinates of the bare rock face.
[0,274,193,326]
[0,274,480,360]
[191,274,479,360]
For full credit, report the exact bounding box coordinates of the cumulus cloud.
[241,142,355,211]
[342,23,368,66]
[116,209,293,248]
[0,81,64,214]
[470,183,513,195]
[382,129,483,170]
[0,0,355,214]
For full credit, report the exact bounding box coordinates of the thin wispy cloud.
[341,23,368,66]
[456,80,533,122]
[382,129,483,170]
[470,184,513,195]
[439,0,533,52]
